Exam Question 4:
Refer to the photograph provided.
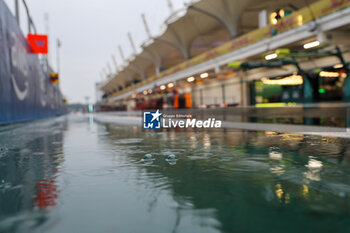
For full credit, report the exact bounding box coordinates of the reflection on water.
[1,115,350,233]
[0,117,66,233]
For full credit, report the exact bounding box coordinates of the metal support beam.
[22,0,37,34]
[118,46,126,63]
[141,14,152,39]
[15,0,20,24]
[111,55,119,73]
[128,32,137,55]
[56,39,61,74]
[27,14,31,33]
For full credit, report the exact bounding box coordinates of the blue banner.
[0,0,66,125]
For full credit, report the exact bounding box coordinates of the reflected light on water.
[269,150,283,160]
[89,114,94,127]
[169,131,176,142]
[265,131,278,136]
[305,158,323,169]
[203,133,211,149]
[275,183,290,204]
[304,157,323,181]
[302,184,309,199]
[270,165,285,176]
[189,134,198,149]
[2,116,350,233]
[36,179,58,208]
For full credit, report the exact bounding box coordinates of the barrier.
[0,0,66,125]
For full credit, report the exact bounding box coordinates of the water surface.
[1,115,350,233]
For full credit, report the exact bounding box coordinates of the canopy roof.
[101,0,316,93]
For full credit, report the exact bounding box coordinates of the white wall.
[190,77,241,107]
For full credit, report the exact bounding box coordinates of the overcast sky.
[4,0,187,103]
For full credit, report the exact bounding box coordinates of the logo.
[35,40,46,48]
[27,34,48,54]
[143,110,222,129]
[10,33,29,101]
[143,110,162,129]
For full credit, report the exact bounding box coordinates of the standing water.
[0,115,350,233]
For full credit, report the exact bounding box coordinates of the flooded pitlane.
[1,115,350,233]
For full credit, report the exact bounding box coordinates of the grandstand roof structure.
[100,0,350,102]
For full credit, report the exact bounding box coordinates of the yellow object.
[261,75,303,85]
[51,79,59,85]
[319,71,340,77]
[275,48,291,55]
[228,61,242,68]
[255,102,297,107]
[256,103,286,107]
[270,12,278,25]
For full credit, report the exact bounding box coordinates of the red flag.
[27,34,48,54]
